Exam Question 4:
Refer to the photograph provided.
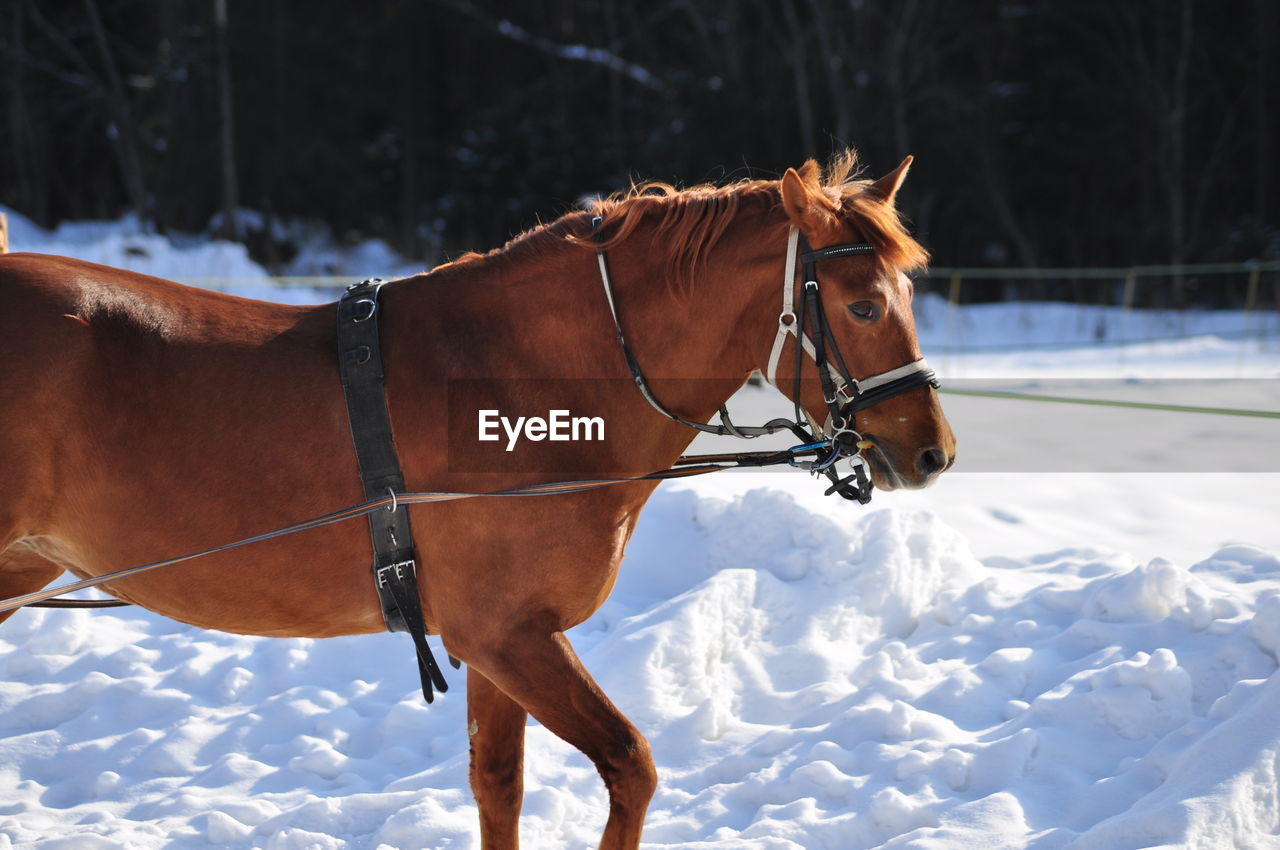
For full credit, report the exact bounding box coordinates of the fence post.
[1117,269,1137,369]
[1237,261,1262,374]
[945,272,963,375]
[0,212,8,254]
[1243,261,1261,321]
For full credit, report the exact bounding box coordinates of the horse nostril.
[917,447,948,477]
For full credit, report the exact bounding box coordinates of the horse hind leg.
[468,667,528,849]
[0,542,66,627]
[462,629,657,850]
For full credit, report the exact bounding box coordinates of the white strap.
[765,228,801,388]
[763,227,927,409]
[597,252,622,323]
[782,225,799,317]
[858,358,931,392]
[765,228,852,398]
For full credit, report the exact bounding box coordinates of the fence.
[95,253,1280,367]
[911,260,1280,363]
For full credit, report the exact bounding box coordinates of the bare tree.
[22,0,149,223]
[214,0,240,240]
[4,2,43,221]
[1255,0,1274,225]
[82,0,149,224]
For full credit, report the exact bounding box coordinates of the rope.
[939,387,1280,419]
[925,259,1280,280]
[930,326,1279,353]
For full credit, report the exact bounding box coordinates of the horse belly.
[56,364,387,636]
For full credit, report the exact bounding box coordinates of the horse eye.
[848,301,877,320]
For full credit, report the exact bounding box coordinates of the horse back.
[0,252,306,348]
[0,252,336,449]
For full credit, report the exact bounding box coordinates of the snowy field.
[2,210,1280,848]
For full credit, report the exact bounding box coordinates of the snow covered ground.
[2,212,1280,848]
[0,205,426,305]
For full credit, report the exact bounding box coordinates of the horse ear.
[797,159,822,186]
[780,167,810,223]
[867,155,913,206]
[781,161,836,232]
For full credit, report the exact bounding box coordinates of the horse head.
[768,154,955,490]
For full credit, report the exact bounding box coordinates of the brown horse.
[0,152,953,848]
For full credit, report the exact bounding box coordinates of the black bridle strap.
[592,221,795,439]
[848,367,939,412]
[800,238,861,394]
[802,281,845,428]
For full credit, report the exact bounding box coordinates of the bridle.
[593,221,939,503]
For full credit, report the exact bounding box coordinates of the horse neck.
[577,207,788,419]
[384,206,788,475]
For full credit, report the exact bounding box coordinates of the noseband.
[593,221,939,502]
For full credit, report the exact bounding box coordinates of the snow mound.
[2,489,1279,848]
[1,206,428,304]
[1,206,268,283]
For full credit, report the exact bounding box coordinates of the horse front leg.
[468,666,528,849]
[465,629,656,850]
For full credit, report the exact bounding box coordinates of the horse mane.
[446,150,928,291]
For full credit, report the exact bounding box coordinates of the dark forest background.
[2,0,1277,280]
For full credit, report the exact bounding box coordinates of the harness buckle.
[351,297,378,323]
[830,424,863,456]
[377,559,415,589]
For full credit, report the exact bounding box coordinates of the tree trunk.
[884,0,920,155]
[83,0,149,225]
[399,1,419,259]
[154,0,179,234]
[778,0,816,157]
[603,0,625,161]
[1167,0,1192,305]
[6,3,32,216]
[1255,0,1273,224]
[214,0,241,240]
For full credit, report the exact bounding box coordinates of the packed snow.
[1,210,1279,848]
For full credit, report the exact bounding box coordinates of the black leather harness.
[337,279,457,703]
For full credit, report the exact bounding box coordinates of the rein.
[0,456,827,616]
